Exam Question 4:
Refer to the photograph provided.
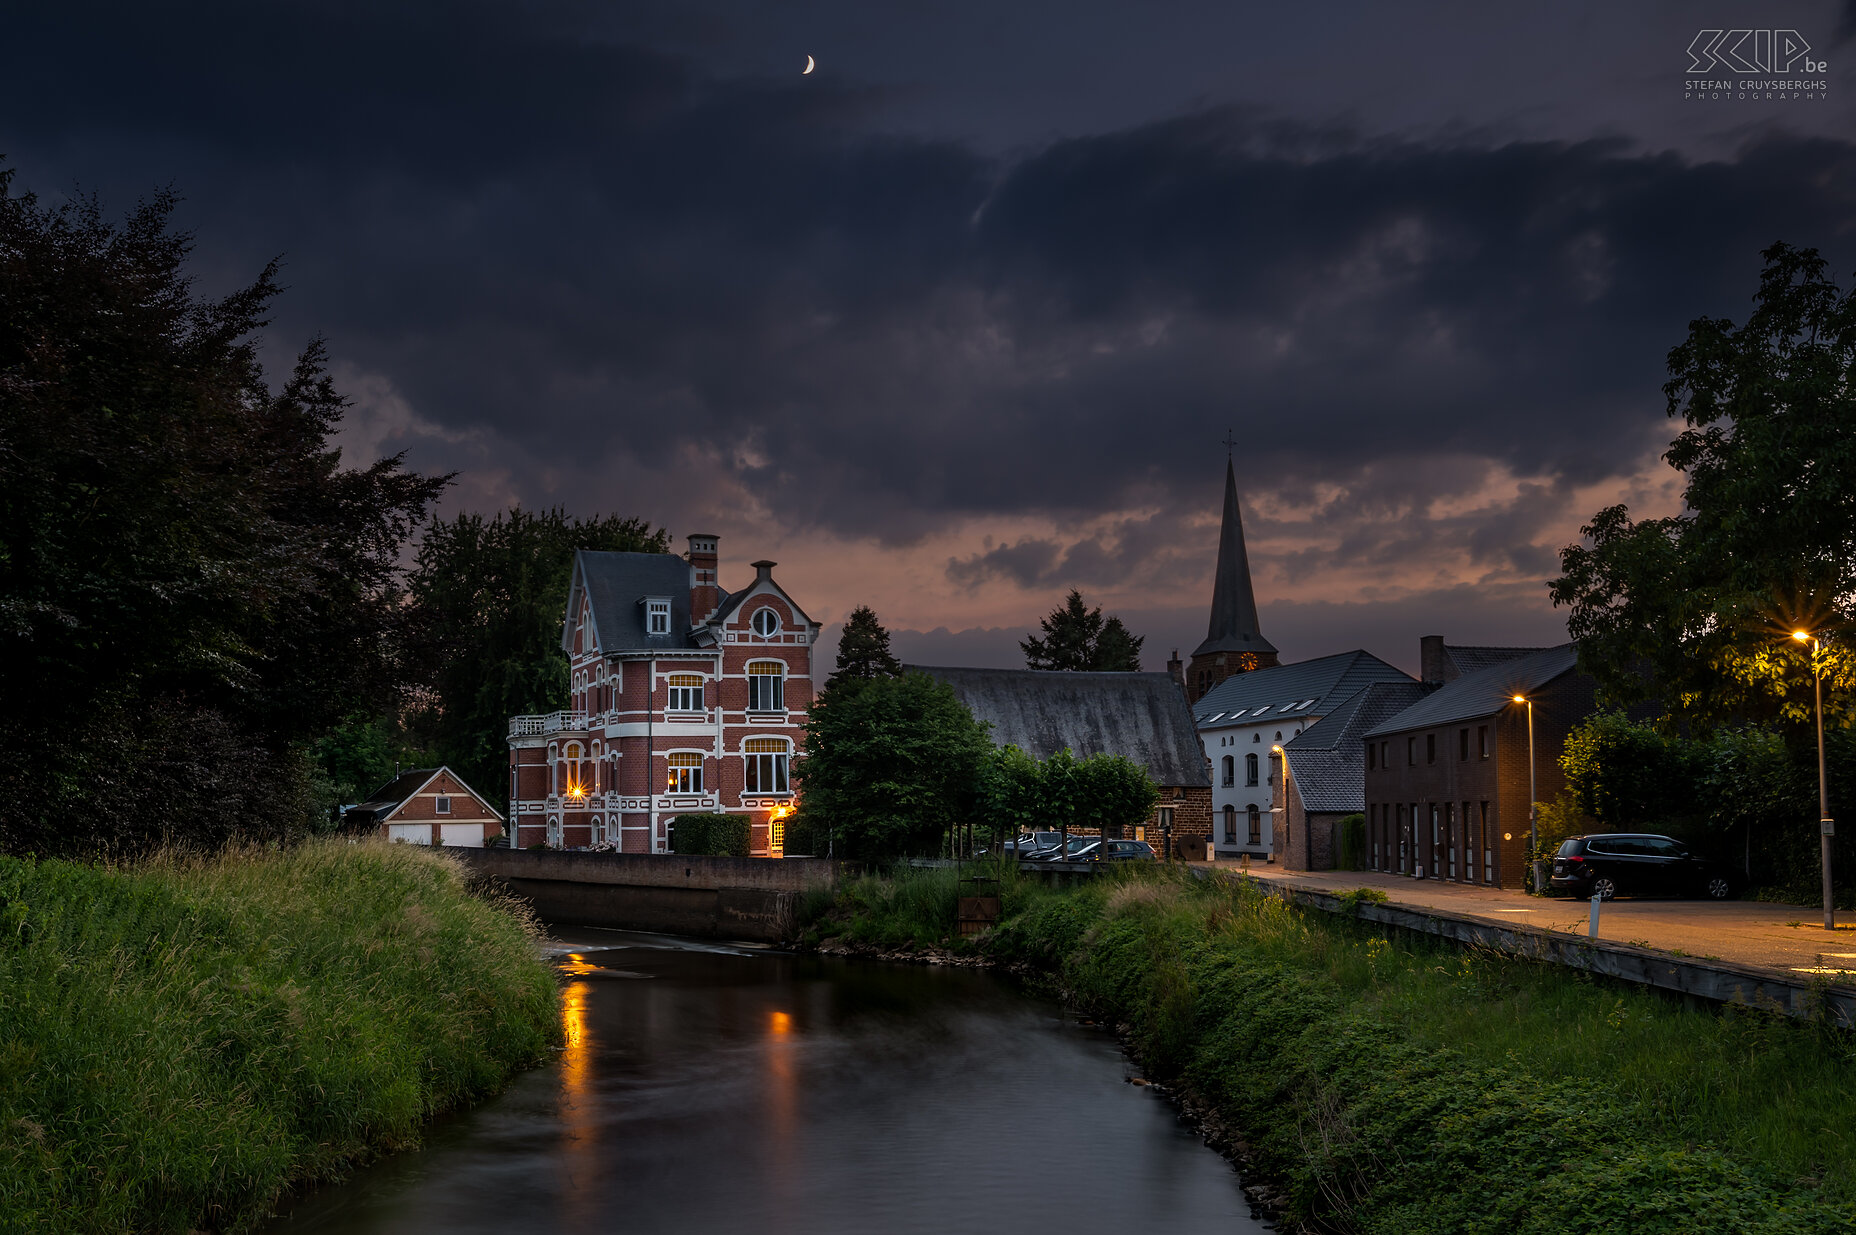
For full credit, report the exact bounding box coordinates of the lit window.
[752,608,780,637]
[744,738,790,793]
[667,673,703,712]
[436,796,452,815]
[667,753,703,793]
[747,660,785,712]
[646,598,671,635]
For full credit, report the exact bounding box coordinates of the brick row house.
[1356,640,1594,888]
[507,535,817,854]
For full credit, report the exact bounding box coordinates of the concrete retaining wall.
[1215,870,1856,1029]
[454,849,841,942]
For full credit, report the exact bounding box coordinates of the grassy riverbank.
[802,865,1856,1233]
[0,840,561,1234]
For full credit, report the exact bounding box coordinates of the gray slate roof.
[571,551,714,653]
[1444,644,1545,678]
[1193,649,1414,726]
[910,666,1210,787]
[1281,682,1429,814]
[1362,643,1579,737]
[1192,457,1277,659]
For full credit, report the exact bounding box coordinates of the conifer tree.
[825,605,903,691]
[1021,590,1145,671]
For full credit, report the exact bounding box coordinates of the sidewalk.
[1209,861,1856,983]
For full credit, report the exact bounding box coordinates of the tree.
[0,169,449,855]
[1550,243,1856,731]
[1021,590,1146,671]
[1558,713,1706,831]
[793,671,993,860]
[400,507,668,811]
[1076,753,1161,839]
[824,604,903,692]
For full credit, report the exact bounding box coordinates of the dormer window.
[645,597,671,635]
[751,608,780,637]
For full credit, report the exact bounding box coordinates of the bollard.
[1588,892,1602,938]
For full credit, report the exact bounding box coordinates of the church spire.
[1188,456,1278,699]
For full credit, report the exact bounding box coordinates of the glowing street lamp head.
[1512,694,1527,704]
[1794,631,1812,642]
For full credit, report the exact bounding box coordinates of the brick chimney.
[688,534,720,623]
[1420,634,1448,686]
[1166,648,1184,687]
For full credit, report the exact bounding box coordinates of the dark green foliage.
[978,745,1044,848]
[1020,589,1145,671]
[976,744,1158,847]
[1075,751,1160,837]
[1336,812,1366,869]
[1550,243,1856,731]
[0,169,449,855]
[987,874,1856,1233]
[0,840,559,1233]
[1555,713,1853,903]
[401,507,668,811]
[823,605,903,692]
[669,813,751,857]
[794,671,994,860]
[780,811,829,857]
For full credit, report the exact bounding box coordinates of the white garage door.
[387,823,432,845]
[438,824,483,848]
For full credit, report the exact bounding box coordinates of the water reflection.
[263,929,1267,1235]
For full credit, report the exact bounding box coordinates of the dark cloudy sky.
[8,1,1856,674]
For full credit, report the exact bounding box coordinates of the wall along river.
[263,927,1271,1234]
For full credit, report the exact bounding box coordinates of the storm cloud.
[6,2,1855,667]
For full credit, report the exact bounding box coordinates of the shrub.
[669,813,751,857]
[1336,812,1366,869]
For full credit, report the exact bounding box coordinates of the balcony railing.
[508,710,589,738]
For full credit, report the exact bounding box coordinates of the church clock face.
[1239,652,1259,672]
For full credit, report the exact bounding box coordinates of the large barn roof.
[910,666,1210,788]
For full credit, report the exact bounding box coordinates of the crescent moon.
[803,54,815,74]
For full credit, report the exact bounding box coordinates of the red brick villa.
[507,535,817,854]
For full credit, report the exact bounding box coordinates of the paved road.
[1211,861,1856,984]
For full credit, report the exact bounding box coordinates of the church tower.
[1187,456,1279,701]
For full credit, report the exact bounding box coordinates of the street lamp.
[1793,631,1836,930]
[1513,694,1541,893]
[1272,743,1293,866]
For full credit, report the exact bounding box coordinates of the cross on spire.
[1222,428,1238,457]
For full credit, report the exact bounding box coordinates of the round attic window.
[752,608,779,637]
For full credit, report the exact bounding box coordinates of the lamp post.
[1513,694,1541,893]
[1793,631,1836,931]
[1272,743,1293,867]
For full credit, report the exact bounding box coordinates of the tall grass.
[796,860,1077,950]
[0,839,560,1234]
[985,868,1856,1233]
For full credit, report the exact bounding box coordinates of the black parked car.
[1548,833,1739,900]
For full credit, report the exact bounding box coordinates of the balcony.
[508,710,589,739]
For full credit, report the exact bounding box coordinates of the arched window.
[1247,805,1261,845]
[1221,755,1235,788]
[667,752,703,793]
[666,673,703,712]
[562,742,589,799]
[745,737,791,793]
[1222,804,1236,843]
[752,608,780,637]
[747,660,785,712]
[1245,753,1259,786]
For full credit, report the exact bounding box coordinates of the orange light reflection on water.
[560,979,596,1231]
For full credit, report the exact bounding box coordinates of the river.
[263,927,1270,1234]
